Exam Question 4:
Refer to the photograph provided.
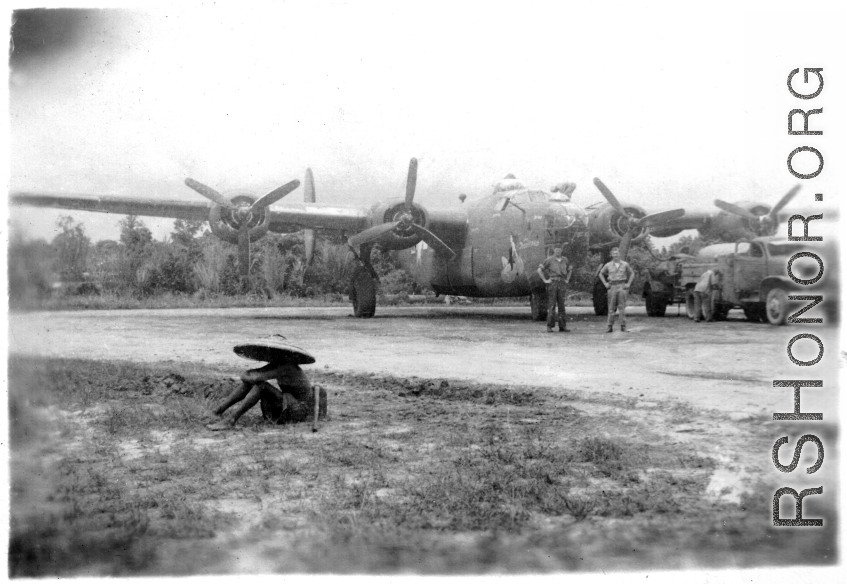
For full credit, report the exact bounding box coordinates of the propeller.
[593,178,685,259]
[347,158,456,259]
[714,184,801,236]
[617,209,686,259]
[248,180,301,213]
[303,169,317,275]
[184,177,301,281]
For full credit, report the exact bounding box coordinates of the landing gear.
[710,292,729,321]
[530,288,548,321]
[644,289,668,317]
[349,267,377,318]
[742,302,764,323]
[592,279,608,316]
[348,243,378,318]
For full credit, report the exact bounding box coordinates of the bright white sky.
[6,1,846,242]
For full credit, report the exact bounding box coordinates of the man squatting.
[207,361,324,430]
[598,246,634,333]
[537,244,572,333]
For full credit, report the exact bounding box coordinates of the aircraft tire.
[350,268,377,318]
[530,288,548,321]
[742,303,763,323]
[765,287,789,326]
[592,279,608,316]
[645,290,667,317]
[685,290,700,320]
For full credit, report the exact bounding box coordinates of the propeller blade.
[347,222,399,248]
[618,229,634,261]
[237,224,251,280]
[249,179,301,212]
[304,168,316,203]
[405,158,418,211]
[185,178,235,209]
[593,177,626,215]
[303,169,316,269]
[409,224,456,260]
[714,199,760,221]
[768,184,801,220]
[638,208,686,228]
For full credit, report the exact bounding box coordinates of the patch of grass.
[7,355,838,575]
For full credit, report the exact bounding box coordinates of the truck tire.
[592,279,608,316]
[685,290,699,320]
[765,287,789,326]
[349,267,377,318]
[530,288,548,321]
[645,290,667,317]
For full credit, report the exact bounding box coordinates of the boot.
[606,325,613,333]
[621,324,627,332]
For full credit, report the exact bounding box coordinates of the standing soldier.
[537,245,572,333]
[598,247,635,333]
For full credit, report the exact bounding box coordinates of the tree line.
[8,215,702,306]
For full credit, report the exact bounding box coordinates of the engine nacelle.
[208,193,271,244]
[586,202,647,245]
[704,201,771,241]
[368,198,430,250]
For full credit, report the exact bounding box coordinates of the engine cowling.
[367,198,430,250]
[705,201,772,241]
[208,193,271,244]
[586,202,647,245]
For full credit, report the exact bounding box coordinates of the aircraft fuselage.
[395,189,589,297]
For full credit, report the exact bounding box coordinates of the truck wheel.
[685,291,698,320]
[592,279,608,316]
[349,267,377,318]
[530,288,548,321]
[765,288,789,326]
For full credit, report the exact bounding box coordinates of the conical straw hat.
[233,334,316,364]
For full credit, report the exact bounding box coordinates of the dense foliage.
[8,216,693,306]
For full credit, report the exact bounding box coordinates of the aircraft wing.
[266,203,371,233]
[647,210,713,237]
[10,192,212,221]
[10,191,374,234]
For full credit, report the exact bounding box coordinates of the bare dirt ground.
[6,305,840,575]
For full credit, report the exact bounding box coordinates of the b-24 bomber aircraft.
[13,158,689,318]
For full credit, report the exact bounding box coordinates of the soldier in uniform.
[598,247,635,333]
[537,245,572,332]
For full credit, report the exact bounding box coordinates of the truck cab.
[644,237,813,325]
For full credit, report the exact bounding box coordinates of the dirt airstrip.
[6,305,840,575]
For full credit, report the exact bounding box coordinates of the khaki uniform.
[540,255,571,330]
[600,260,634,327]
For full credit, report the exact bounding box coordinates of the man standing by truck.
[692,268,718,323]
[599,247,635,333]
